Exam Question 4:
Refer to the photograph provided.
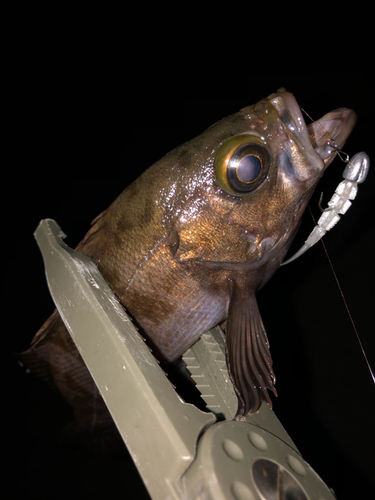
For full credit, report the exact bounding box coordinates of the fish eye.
[215,135,270,196]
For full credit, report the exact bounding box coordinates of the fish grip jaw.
[183,328,234,419]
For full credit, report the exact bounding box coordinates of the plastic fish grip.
[33,218,336,500]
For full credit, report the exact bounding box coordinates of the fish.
[20,89,356,446]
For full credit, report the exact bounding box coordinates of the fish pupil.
[237,155,261,183]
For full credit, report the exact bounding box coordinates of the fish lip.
[269,88,311,144]
[268,88,357,176]
[307,107,357,165]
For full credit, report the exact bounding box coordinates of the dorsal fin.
[225,281,277,418]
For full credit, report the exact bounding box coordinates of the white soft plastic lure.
[281,148,370,265]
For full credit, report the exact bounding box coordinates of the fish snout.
[307,107,357,167]
[268,89,357,182]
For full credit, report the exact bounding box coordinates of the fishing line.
[300,107,314,123]
[300,106,375,385]
[307,206,375,385]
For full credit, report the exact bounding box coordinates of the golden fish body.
[22,89,356,434]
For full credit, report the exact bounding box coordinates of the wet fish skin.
[22,89,356,428]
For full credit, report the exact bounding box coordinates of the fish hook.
[327,139,350,164]
[318,192,328,213]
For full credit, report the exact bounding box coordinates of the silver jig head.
[281,151,370,266]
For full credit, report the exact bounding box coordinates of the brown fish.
[21,89,356,441]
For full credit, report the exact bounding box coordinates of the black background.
[7,72,374,499]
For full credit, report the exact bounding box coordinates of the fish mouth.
[268,88,357,180]
[307,106,357,164]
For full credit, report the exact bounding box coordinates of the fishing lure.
[282,143,374,384]
[282,147,370,265]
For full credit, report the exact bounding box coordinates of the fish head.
[169,89,356,276]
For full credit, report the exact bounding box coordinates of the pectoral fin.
[225,282,277,418]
